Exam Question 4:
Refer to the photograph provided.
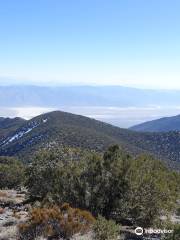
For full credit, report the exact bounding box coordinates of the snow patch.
[2,122,40,146]
[43,119,48,123]
[8,128,33,143]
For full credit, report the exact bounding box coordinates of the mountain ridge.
[1,85,180,107]
[130,114,180,132]
[0,111,180,170]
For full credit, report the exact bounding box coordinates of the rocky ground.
[0,190,29,240]
[0,190,93,240]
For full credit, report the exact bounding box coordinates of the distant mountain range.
[1,85,180,128]
[1,85,180,107]
[130,114,180,132]
[0,111,180,170]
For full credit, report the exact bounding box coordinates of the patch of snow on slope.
[8,127,33,143]
[2,122,40,146]
[43,119,48,123]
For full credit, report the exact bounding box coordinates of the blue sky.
[0,0,180,88]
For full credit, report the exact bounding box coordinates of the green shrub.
[93,215,120,240]
[173,225,180,240]
[164,224,180,240]
[176,207,180,216]
[25,146,180,228]
[0,156,25,189]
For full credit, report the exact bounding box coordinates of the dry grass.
[0,191,8,197]
[19,203,95,240]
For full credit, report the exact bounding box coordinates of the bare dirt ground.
[0,190,28,240]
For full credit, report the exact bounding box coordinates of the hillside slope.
[0,111,180,169]
[0,117,25,139]
[130,114,180,132]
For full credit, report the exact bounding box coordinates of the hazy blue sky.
[0,0,180,88]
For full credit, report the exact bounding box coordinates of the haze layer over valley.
[1,85,180,127]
